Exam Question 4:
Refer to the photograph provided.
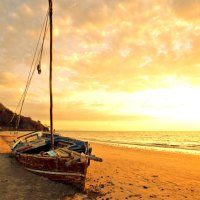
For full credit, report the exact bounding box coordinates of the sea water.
[6,130,200,155]
[59,131,200,155]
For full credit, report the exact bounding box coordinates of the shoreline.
[1,131,200,156]
[0,133,200,199]
[87,140,200,156]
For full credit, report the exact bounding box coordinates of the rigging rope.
[37,16,49,75]
[9,9,49,130]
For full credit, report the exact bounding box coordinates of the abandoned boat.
[11,0,102,190]
[12,131,102,189]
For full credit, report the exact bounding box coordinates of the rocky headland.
[0,103,48,131]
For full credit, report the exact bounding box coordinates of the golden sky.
[1,0,200,131]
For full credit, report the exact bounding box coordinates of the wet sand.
[0,133,200,200]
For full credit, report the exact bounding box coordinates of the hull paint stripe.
[25,168,85,177]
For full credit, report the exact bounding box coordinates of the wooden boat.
[11,0,102,190]
[12,131,102,189]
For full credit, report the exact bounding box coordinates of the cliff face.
[0,103,48,131]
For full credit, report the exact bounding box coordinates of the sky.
[1,0,200,131]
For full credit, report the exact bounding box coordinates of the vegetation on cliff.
[0,103,48,131]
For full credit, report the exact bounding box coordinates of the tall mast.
[49,0,54,149]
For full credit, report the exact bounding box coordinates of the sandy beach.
[0,133,200,200]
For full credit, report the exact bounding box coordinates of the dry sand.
[87,143,200,200]
[0,133,200,200]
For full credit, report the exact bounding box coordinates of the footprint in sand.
[127,194,142,199]
[152,175,158,178]
[107,181,114,186]
[149,194,157,198]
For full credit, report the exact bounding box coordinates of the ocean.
[60,131,200,155]
[5,130,200,155]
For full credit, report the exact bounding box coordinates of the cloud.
[1,0,200,129]
[0,1,47,68]
[0,72,23,87]
[52,101,155,121]
[169,0,200,20]
[59,0,200,92]
[19,4,33,16]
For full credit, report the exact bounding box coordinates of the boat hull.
[14,152,88,190]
